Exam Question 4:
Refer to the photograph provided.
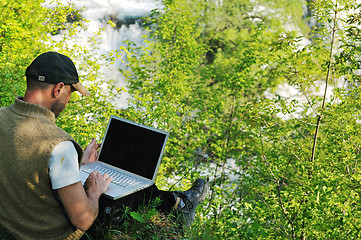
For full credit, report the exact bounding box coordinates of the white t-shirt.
[48,141,81,189]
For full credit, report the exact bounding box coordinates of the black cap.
[25,51,90,96]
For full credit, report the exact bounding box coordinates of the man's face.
[51,85,72,118]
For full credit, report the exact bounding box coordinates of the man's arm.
[57,171,112,231]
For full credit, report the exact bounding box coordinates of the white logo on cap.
[38,76,45,81]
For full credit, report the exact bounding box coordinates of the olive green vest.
[0,98,84,240]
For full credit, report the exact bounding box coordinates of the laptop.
[79,115,169,200]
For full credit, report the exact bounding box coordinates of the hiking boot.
[173,178,209,227]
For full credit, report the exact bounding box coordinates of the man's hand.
[82,138,101,165]
[84,171,113,197]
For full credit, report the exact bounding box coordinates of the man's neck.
[23,89,53,110]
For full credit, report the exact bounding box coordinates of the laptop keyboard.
[82,166,142,187]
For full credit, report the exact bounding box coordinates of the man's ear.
[52,82,65,98]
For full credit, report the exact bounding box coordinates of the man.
[0,52,208,240]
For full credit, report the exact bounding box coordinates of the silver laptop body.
[79,115,169,200]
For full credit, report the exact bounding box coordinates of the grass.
[1,198,207,240]
[82,198,189,240]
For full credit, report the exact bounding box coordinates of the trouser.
[83,184,176,239]
[99,184,175,213]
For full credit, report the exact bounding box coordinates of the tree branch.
[310,8,338,162]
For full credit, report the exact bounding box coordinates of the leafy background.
[2,0,361,239]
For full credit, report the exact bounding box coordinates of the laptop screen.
[98,117,168,180]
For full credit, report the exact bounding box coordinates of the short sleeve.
[48,141,81,189]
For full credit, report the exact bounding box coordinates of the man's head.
[24,52,90,118]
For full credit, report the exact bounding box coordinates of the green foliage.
[232,1,361,239]
[119,0,206,186]
[3,0,361,239]
[120,0,361,239]
[87,199,185,240]
[0,0,48,106]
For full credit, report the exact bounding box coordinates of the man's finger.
[95,143,101,149]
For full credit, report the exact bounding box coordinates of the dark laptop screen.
[98,118,167,180]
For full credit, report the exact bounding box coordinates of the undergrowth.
[1,200,206,240]
[83,198,189,240]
